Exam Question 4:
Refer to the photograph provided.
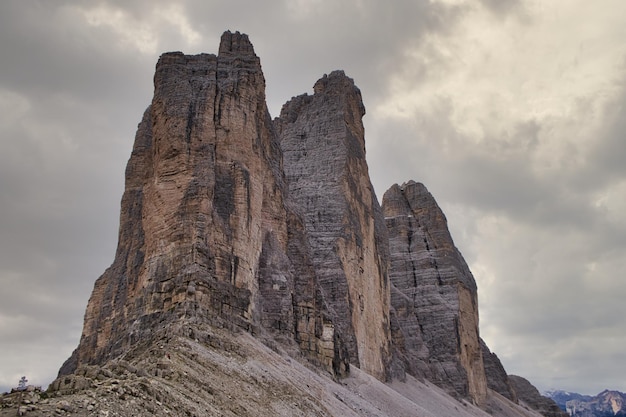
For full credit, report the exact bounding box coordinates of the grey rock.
[566,390,626,417]
[382,180,488,406]
[59,30,347,379]
[276,70,392,380]
[42,29,555,417]
[509,375,568,417]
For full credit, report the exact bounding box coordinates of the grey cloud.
[176,0,469,114]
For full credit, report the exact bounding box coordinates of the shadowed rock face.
[481,338,518,402]
[275,71,392,380]
[60,31,349,377]
[509,375,569,417]
[382,181,488,406]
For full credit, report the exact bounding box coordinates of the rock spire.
[60,30,349,377]
[382,180,488,406]
[54,30,553,417]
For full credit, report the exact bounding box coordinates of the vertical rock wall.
[60,31,526,410]
[276,71,392,380]
[60,31,348,377]
[382,181,488,406]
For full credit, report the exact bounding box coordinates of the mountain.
[565,390,626,417]
[543,390,592,411]
[0,30,558,417]
[509,376,568,417]
[382,181,488,405]
[276,70,391,380]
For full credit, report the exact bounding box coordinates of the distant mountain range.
[544,389,626,416]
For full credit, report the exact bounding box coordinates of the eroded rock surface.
[60,31,348,378]
[566,390,626,417]
[481,338,518,403]
[275,71,392,380]
[382,181,488,406]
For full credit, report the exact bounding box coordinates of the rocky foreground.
[3,324,546,417]
[2,30,567,416]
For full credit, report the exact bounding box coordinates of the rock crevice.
[56,30,551,416]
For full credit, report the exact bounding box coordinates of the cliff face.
[509,375,569,417]
[52,30,557,417]
[481,338,518,402]
[60,31,348,377]
[275,71,391,380]
[382,181,488,406]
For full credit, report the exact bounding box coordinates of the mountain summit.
[1,31,564,416]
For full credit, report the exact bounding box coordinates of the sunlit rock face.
[275,71,392,380]
[382,181,488,406]
[59,31,349,377]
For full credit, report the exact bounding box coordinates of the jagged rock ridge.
[509,376,569,417]
[41,30,557,417]
[60,30,349,378]
[382,181,488,405]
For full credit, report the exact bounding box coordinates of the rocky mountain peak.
[218,30,256,57]
[29,30,559,417]
[312,70,363,103]
[509,376,568,417]
[565,389,626,417]
[276,69,391,380]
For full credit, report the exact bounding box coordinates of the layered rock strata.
[275,71,392,380]
[60,31,349,377]
[54,29,555,415]
[508,375,569,417]
[382,181,488,406]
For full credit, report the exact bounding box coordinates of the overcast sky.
[1,0,625,396]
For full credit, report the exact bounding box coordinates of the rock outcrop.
[509,375,569,417]
[275,71,391,380]
[3,323,546,417]
[382,181,488,406]
[60,31,348,378]
[481,338,518,402]
[49,30,558,417]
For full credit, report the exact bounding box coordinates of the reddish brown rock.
[54,29,550,416]
[275,71,392,380]
[481,337,518,403]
